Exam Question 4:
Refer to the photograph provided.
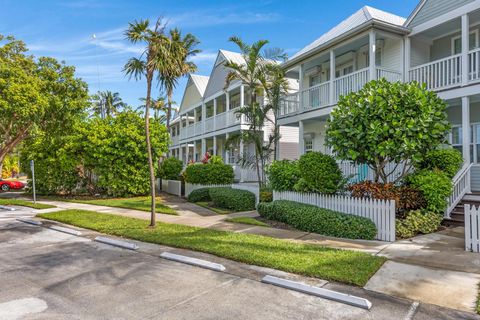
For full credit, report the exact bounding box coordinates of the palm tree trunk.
[145,71,156,227]
[166,90,173,129]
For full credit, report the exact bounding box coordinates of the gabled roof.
[219,49,245,65]
[189,74,209,96]
[404,0,475,28]
[285,6,407,67]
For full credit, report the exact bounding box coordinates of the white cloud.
[167,10,280,28]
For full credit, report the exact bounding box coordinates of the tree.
[224,37,286,187]
[124,18,166,227]
[137,96,177,124]
[0,35,89,174]
[91,90,126,118]
[326,79,451,184]
[158,28,200,128]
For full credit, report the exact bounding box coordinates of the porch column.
[201,103,206,134]
[298,120,305,156]
[225,133,230,164]
[213,136,217,156]
[239,140,245,182]
[193,108,197,124]
[213,98,217,131]
[405,37,411,82]
[226,92,230,111]
[193,142,197,162]
[462,14,470,86]
[185,143,190,163]
[201,138,206,157]
[329,50,335,105]
[369,30,376,81]
[240,85,245,106]
[299,63,305,110]
[179,146,184,165]
[462,96,471,164]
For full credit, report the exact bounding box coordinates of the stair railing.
[445,163,473,219]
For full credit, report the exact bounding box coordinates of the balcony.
[279,67,402,117]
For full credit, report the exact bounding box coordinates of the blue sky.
[0,0,419,108]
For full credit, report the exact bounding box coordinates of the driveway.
[0,208,478,319]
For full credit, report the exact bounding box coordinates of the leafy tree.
[91,90,126,118]
[0,35,89,174]
[224,37,286,187]
[326,79,451,183]
[123,18,167,226]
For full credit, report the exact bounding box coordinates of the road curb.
[49,225,82,236]
[160,252,226,272]
[94,236,139,250]
[16,218,42,226]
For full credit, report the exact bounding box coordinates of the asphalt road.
[0,206,478,320]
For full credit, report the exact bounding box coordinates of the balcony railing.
[334,68,369,103]
[409,54,462,91]
[302,82,329,111]
[377,68,402,82]
[204,117,215,133]
[279,93,299,116]
[469,47,480,82]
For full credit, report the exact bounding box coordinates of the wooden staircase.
[445,192,480,227]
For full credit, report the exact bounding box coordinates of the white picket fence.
[273,191,396,241]
[161,179,182,197]
[185,183,260,205]
[465,204,480,253]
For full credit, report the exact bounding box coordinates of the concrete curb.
[49,225,82,236]
[262,275,372,310]
[160,252,226,272]
[16,218,42,226]
[94,236,139,250]
[0,205,15,211]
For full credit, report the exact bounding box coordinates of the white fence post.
[465,204,480,253]
[160,179,183,197]
[272,191,396,241]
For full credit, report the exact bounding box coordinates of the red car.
[0,179,25,191]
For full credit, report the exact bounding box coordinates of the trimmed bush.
[416,148,463,178]
[258,200,377,240]
[405,169,452,214]
[183,163,234,185]
[187,188,211,202]
[209,187,256,211]
[260,191,273,203]
[266,160,300,191]
[158,157,183,180]
[396,210,442,239]
[297,152,342,194]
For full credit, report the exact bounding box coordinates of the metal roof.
[287,6,407,64]
[189,74,209,96]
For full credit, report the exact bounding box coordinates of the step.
[462,194,480,202]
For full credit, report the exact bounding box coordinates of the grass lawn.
[53,197,177,215]
[38,209,386,286]
[195,201,232,215]
[225,217,269,227]
[477,285,479,315]
[0,198,55,209]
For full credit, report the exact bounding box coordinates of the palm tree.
[123,18,167,227]
[137,96,177,124]
[158,29,200,128]
[224,37,276,187]
[91,91,126,118]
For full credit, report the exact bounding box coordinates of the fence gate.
[465,204,480,253]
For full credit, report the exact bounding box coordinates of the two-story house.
[168,50,299,182]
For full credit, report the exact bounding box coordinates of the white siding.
[382,38,402,71]
[279,126,299,160]
[303,121,329,153]
[180,81,202,113]
[410,38,430,68]
[408,0,474,27]
[472,166,480,192]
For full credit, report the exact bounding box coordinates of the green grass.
[225,217,269,227]
[0,199,55,209]
[55,197,177,215]
[195,201,232,214]
[476,284,480,315]
[37,209,386,286]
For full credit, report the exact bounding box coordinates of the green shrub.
[260,191,273,203]
[183,163,234,185]
[209,187,256,211]
[405,169,452,213]
[266,160,300,191]
[416,148,463,178]
[158,157,183,180]
[187,188,211,202]
[297,152,342,194]
[258,200,377,240]
[209,155,224,165]
[396,209,442,239]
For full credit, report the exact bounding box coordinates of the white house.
[168,50,299,182]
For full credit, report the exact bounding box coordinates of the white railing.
[216,112,227,130]
[409,54,462,91]
[186,124,195,137]
[179,128,187,140]
[465,204,480,252]
[301,82,330,111]
[227,107,242,126]
[334,68,369,102]
[194,122,202,136]
[204,117,214,133]
[161,179,182,197]
[273,191,396,241]
[279,93,299,116]
[468,48,480,82]
[171,135,179,146]
[445,163,472,219]
[377,68,402,82]
[232,165,259,183]
[185,183,260,205]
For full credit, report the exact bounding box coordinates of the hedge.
[158,157,183,180]
[296,152,343,194]
[187,188,212,202]
[183,163,234,185]
[396,209,443,239]
[257,200,377,240]
[209,187,256,211]
[416,148,463,179]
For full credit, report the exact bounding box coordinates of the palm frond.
[123,57,146,81]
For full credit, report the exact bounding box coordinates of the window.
[450,125,479,163]
[335,63,354,78]
[451,30,479,55]
[304,139,313,153]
